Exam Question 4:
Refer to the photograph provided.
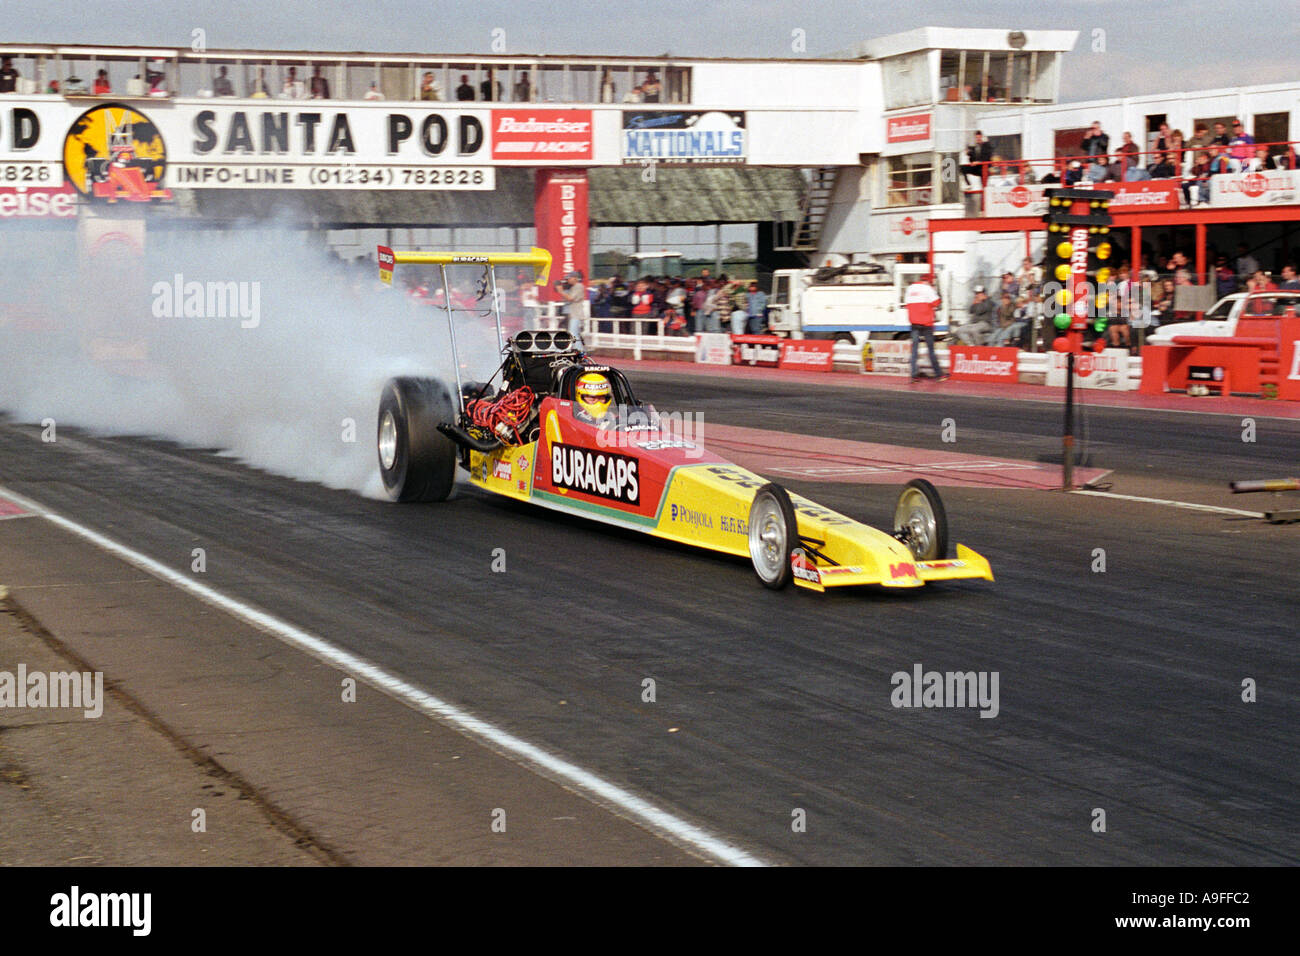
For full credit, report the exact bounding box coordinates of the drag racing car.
[374,247,993,591]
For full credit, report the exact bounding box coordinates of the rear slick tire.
[378,377,457,502]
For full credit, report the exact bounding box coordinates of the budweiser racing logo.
[551,443,640,504]
[496,116,591,134]
[952,355,1014,376]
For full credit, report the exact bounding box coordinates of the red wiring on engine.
[466,386,535,444]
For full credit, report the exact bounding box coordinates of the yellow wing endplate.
[377,246,552,287]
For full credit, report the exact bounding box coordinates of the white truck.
[766,261,950,346]
[1146,290,1300,345]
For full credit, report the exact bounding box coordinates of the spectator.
[1085,153,1112,183]
[1245,146,1271,172]
[745,282,767,334]
[1147,151,1176,179]
[1279,265,1300,291]
[1151,122,1171,153]
[250,67,270,98]
[982,72,1005,101]
[281,66,306,99]
[1081,120,1109,158]
[1152,278,1175,326]
[665,280,687,323]
[0,57,18,94]
[1017,257,1042,295]
[363,81,384,100]
[1253,270,1279,292]
[455,75,475,101]
[641,71,661,103]
[953,286,994,345]
[904,273,944,381]
[91,68,111,95]
[1236,244,1261,282]
[988,292,1022,347]
[554,271,586,339]
[1228,120,1255,165]
[419,72,441,100]
[46,79,60,94]
[713,277,735,333]
[1183,151,1212,206]
[1063,159,1085,186]
[998,271,1019,300]
[1188,124,1213,152]
[1117,131,1140,170]
[599,68,616,103]
[1210,121,1230,148]
[144,60,168,96]
[1167,129,1187,173]
[1208,143,1236,177]
[960,131,993,185]
[623,84,644,104]
[309,66,330,99]
[480,70,502,102]
[1107,264,1133,351]
[608,275,631,319]
[213,66,235,97]
[514,73,533,102]
[1214,257,1237,298]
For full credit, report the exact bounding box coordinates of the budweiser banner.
[948,345,1019,383]
[985,179,1180,216]
[779,339,834,371]
[886,112,932,145]
[491,109,593,162]
[534,169,589,302]
[1210,170,1300,207]
[1046,348,1132,390]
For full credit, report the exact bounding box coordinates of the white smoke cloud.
[0,226,506,499]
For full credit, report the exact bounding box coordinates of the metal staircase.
[775,166,840,253]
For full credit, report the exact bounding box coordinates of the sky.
[2,0,1297,103]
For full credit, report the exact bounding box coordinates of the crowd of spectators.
[585,272,767,336]
[949,244,1298,353]
[964,119,1300,209]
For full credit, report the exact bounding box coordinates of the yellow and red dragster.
[374,247,993,591]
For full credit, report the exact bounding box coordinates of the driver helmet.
[575,371,612,419]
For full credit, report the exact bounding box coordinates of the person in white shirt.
[904,274,945,381]
[281,66,306,99]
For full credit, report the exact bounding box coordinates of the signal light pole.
[1042,187,1114,489]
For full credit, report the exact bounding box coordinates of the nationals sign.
[491,109,593,162]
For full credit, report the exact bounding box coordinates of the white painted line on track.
[0,483,766,867]
[1071,488,1264,517]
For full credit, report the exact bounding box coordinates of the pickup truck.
[1147,290,1300,344]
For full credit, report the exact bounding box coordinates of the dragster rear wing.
[377,246,552,287]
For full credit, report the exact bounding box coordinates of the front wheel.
[378,377,457,502]
[893,478,948,561]
[748,483,798,589]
